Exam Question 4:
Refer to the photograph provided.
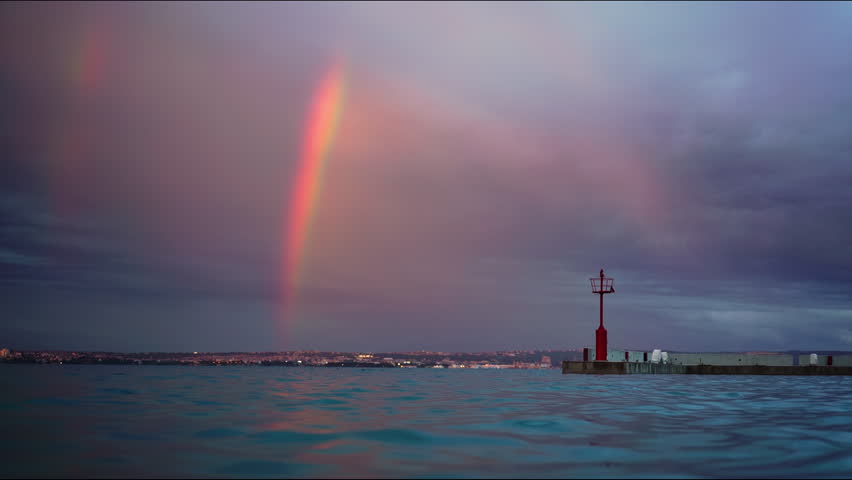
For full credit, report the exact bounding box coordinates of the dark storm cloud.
[1,1,851,352]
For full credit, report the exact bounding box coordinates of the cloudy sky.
[2,1,851,353]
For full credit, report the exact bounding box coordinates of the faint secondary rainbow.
[49,22,109,220]
[72,25,107,94]
[282,60,346,304]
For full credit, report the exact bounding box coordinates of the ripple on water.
[194,428,244,438]
[216,460,305,475]
[28,397,79,407]
[249,430,336,445]
[352,428,432,445]
[100,388,137,395]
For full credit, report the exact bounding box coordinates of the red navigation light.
[589,269,615,361]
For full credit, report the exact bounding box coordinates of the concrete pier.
[562,361,686,374]
[562,361,852,375]
[562,361,627,374]
[682,364,852,375]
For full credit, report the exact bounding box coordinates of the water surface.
[2,365,850,478]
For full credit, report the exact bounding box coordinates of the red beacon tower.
[590,269,615,361]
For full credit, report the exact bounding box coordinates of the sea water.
[1,365,850,478]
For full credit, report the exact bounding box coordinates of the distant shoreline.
[3,348,849,369]
[0,349,575,369]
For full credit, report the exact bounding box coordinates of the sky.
[1,1,852,353]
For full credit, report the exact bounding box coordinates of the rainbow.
[282,60,346,304]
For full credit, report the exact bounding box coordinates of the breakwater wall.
[563,361,852,375]
[587,349,650,363]
[587,348,852,366]
[563,361,686,374]
[669,353,793,366]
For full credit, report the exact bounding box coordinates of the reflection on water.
[1,365,851,478]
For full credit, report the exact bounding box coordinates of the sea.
[1,365,851,478]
